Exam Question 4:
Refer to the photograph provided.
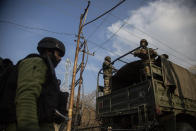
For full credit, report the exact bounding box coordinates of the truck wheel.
[176,122,195,131]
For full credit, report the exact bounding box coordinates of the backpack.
[0,58,17,129]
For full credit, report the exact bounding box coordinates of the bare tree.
[77,90,100,130]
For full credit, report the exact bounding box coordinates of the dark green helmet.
[105,56,111,61]
[37,37,65,57]
[161,54,169,59]
[140,39,148,47]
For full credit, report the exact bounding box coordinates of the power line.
[87,39,129,63]
[88,39,115,53]
[0,19,75,63]
[86,15,109,41]
[83,0,126,27]
[93,22,126,52]
[0,19,75,36]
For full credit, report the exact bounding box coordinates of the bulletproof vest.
[30,54,68,123]
[38,74,60,123]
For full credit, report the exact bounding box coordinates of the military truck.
[96,39,196,131]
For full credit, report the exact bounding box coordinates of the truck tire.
[176,122,195,131]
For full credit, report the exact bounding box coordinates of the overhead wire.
[83,0,127,50]
[83,0,126,27]
[0,19,76,71]
[86,15,109,41]
[85,0,146,48]
[86,20,140,64]
[0,19,76,59]
[0,19,75,36]
[93,22,127,52]
[87,39,130,63]
[82,2,150,60]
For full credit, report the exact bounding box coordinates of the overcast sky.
[0,0,196,94]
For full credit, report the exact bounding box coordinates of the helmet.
[161,54,169,59]
[140,39,148,47]
[105,56,111,61]
[37,37,65,57]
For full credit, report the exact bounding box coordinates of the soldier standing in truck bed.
[102,56,116,95]
[133,39,157,61]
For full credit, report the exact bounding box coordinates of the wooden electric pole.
[74,40,86,127]
[66,2,90,131]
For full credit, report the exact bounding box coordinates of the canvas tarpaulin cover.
[162,58,196,100]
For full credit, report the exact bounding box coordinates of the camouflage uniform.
[133,48,157,60]
[103,56,113,95]
[133,39,157,60]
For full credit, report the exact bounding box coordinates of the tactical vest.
[26,54,66,123]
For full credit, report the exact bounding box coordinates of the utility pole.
[66,2,90,131]
[74,39,94,129]
[74,40,86,127]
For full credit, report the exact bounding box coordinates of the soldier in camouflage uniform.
[102,56,115,95]
[133,39,157,61]
[6,37,66,131]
